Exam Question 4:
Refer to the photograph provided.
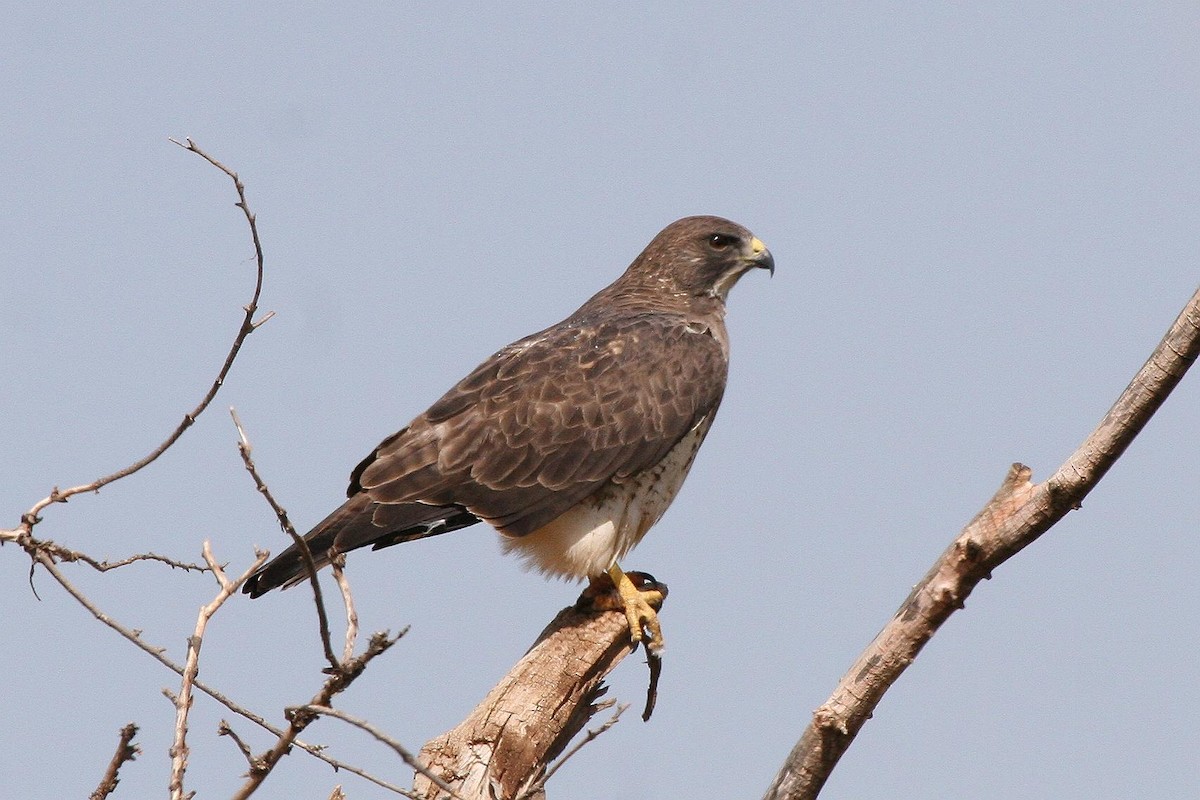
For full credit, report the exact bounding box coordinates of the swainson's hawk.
[243,216,773,653]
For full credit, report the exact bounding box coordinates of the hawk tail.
[242,493,479,597]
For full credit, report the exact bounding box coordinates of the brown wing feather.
[355,313,728,537]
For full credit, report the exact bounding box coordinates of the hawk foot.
[585,565,668,655]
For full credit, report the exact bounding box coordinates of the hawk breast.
[500,412,716,578]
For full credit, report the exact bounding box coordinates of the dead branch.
[218,718,415,798]
[231,407,341,671]
[0,138,267,548]
[301,706,433,800]
[231,412,465,797]
[218,720,255,766]
[412,587,657,800]
[229,412,432,796]
[1,143,427,798]
[0,144,423,798]
[330,555,359,665]
[21,542,211,574]
[764,284,1200,800]
[31,545,406,789]
[89,723,140,800]
[168,542,269,800]
[229,630,406,800]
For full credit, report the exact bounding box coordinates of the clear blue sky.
[2,5,1198,798]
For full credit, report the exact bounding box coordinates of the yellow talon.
[606,563,666,654]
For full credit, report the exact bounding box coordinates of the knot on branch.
[811,704,849,735]
[284,705,320,728]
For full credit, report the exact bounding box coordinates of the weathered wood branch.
[412,588,654,800]
[764,283,1200,800]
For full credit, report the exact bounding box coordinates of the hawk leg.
[586,564,667,655]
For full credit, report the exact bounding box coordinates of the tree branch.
[764,283,1200,799]
[229,630,406,800]
[89,723,140,800]
[514,703,627,800]
[30,545,410,789]
[412,586,658,800]
[168,542,269,800]
[301,706,431,800]
[231,407,341,671]
[0,137,267,545]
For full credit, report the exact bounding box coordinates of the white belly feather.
[500,417,712,579]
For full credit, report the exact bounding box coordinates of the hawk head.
[631,215,774,302]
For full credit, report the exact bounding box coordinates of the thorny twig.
[89,723,140,800]
[231,407,341,672]
[32,543,210,574]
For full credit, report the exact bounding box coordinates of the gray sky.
[3,5,1198,798]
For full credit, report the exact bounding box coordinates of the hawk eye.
[708,233,738,250]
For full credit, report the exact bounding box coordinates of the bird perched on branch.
[243,215,773,654]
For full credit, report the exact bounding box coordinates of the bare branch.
[3,138,267,540]
[2,143,421,798]
[27,547,386,782]
[219,718,417,798]
[230,630,406,800]
[89,723,140,800]
[330,555,359,665]
[0,528,213,578]
[231,407,340,672]
[169,542,268,800]
[301,705,437,800]
[74,550,214,573]
[764,284,1200,799]
[218,720,255,767]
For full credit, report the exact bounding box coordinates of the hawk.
[243,215,773,653]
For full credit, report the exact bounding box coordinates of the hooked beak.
[746,236,775,276]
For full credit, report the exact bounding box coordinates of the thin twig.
[231,407,341,672]
[515,703,627,800]
[73,550,213,572]
[764,284,1200,799]
[169,542,268,800]
[303,705,452,800]
[30,548,399,790]
[89,723,140,800]
[230,630,408,800]
[330,555,359,665]
[1,142,408,798]
[218,719,415,797]
[218,720,255,767]
[2,538,212,573]
[3,137,267,540]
